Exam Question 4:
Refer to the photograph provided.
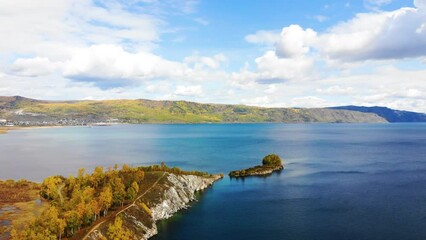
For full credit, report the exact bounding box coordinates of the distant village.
[0,118,123,127]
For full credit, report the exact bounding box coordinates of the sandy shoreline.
[0,125,77,134]
[0,124,124,134]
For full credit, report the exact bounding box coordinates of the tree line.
[10,163,213,239]
[11,164,144,239]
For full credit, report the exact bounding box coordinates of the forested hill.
[329,106,426,122]
[0,96,386,125]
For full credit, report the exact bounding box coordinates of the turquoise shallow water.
[1,123,426,239]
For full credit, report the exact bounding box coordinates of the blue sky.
[158,0,414,60]
[0,0,425,112]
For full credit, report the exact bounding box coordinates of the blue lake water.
[1,123,426,239]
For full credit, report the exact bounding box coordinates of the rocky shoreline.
[229,154,284,178]
[229,165,284,178]
[87,173,223,240]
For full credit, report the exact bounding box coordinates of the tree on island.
[262,154,282,166]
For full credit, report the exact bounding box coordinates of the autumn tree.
[40,176,64,204]
[99,186,113,216]
[11,225,57,240]
[126,181,139,201]
[111,177,126,206]
[14,164,147,239]
[40,206,66,240]
[90,199,101,221]
[77,168,88,186]
[91,166,104,188]
[64,210,81,237]
[107,216,133,240]
[122,164,131,172]
[11,206,65,240]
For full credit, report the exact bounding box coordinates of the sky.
[0,0,425,112]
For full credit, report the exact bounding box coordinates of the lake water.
[1,123,426,240]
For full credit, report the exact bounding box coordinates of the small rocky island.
[229,154,284,178]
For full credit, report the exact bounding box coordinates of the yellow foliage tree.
[99,186,113,216]
[126,181,139,201]
[107,216,133,240]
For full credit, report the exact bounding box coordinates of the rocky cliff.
[87,173,223,240]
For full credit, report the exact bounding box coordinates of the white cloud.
[245,30,280,45]
[397,88,423,98]
[174,85,203,97]
[184,53,227,69]
[240,96,273,107]
[247,2,426,62]
[1,0,426,114]
[318,7,426,61]
[290,96,331,108]
[254,51,315,83]
[230,0,426,113]
[11,57,59,77]
[317,86,355,95]
[0,0,229,92]
[145,82,172,93]
[326,66,426,111]
[0,0,161,58]
[414,0,426,9]
[417,23,426,33]
[367,0,393,5]
[265,85,278,94]
[62,44,187,84]
[233,26,319,87]
[275,25,317,58]
[364,0,393,7]
[312,15,329,22]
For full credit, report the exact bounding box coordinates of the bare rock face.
[87,173,222,240]
[151,174,219,221]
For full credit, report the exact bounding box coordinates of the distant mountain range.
[0,96,387,125]
[1,96,425,125]
[329,106,426,122]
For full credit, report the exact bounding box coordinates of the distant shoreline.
[3,121,422,135]
[0,125,73,134]
[0,96,390,124]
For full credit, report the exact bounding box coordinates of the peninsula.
[229,154,284,178]
[1,164,223,240]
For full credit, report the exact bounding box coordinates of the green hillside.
[0,96,387,124]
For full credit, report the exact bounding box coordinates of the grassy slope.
[0,96,387,123]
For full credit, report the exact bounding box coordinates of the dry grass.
[0,201,48,239]
[0,180,40,203]
[0,180,46,239]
